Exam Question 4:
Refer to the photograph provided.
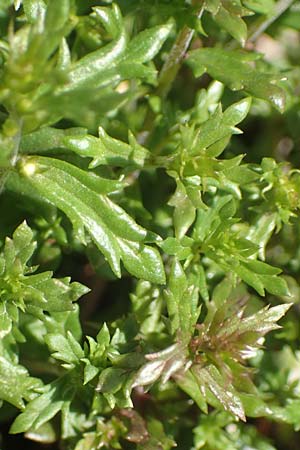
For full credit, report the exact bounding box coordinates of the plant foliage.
[0,0,300,449]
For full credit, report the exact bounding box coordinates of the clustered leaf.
[0,1,172,140]
[0,221,88,339]
[174,279,290,421]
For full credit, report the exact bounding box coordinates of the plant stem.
[142,5,204,142]
[157,26,197,99]
[247,0,295,43]
[158,5,204,99]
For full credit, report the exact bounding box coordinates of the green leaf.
[25,421,57,445]
[60,5,126,92]
[118,240,166,284]
[20,127,88,155]
[96,323,111,348]
[22,0,45,22]
[158,236,193,260]
[138,418,176,450]
[97,368,126,394]
[193,365,246,421]
[175,369,208,413]
[0,1,299,448]
[62,127,151,168]
[168,178,196,239]
[241,260,290,296]
[17,157,165,283]
[243,0,275,15]
[74,416,128,450]
[164,259,187,335]
[283,400,300,431]
[44,304,82,342]
[164,259,200,341]
[0,356,40,409]
[234,264,265,296]
[187,48,286,111]
[0,2,172,132]
[83,361,99,385]
[10,375,75,434]
[240,393,281,418]
[195,98,251,157]
[44,0,69,33]
[214,5,248,46]
[59,8,171,95]
[45,331,84,368]
[279,7,300,31]
[123,23,173,64]
[247,213,277,260]
[0,222,88,335]
[191,196,290,296]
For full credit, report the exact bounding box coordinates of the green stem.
[142,5,204,141]
[157,24,198,99]
[157,5,204,99]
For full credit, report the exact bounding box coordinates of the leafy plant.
[0,0,300,449]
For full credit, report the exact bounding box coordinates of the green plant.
[0,1,300,449]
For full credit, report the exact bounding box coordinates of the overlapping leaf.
[10,374,77,434]
[0,2,172,133]
[165,98,258,237]
[0,222,88,337]
[0,0,298,448]
[175,280,290,421]
[192,195,289,296]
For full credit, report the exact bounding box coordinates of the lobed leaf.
[45,331,84,368]
[10,376,75,434]
[17,157,165,283]
[0,222,89,336]
[0,356,40,409]
[187,48,286,112]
